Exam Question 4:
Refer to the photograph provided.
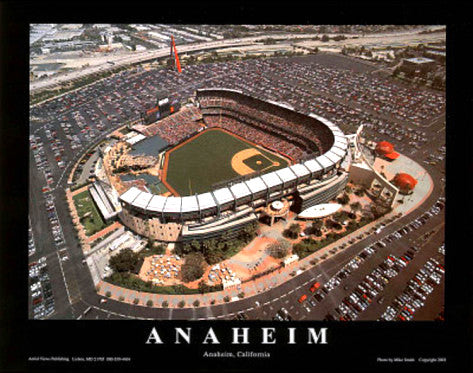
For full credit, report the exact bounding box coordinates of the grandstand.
[108,88,350,243]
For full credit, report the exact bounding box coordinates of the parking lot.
[28,53,445,320]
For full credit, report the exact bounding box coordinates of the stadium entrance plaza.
[96,154,433,311]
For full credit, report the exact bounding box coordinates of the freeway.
[30,28,444,95]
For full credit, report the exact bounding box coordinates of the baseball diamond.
[162,128,290,196]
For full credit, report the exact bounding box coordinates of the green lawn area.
[164,128,289,196]
[72,190,108,236]
[119,127,131,135]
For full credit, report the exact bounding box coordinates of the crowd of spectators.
[140,106,203,144]
[199,94,328,162]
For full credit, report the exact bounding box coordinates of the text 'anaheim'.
[145,327,328,345]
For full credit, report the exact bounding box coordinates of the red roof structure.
[393,173,417,192]
[375,141,399,160]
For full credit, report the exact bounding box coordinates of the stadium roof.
[245,177,267,194]
[133,191,153,209]
[147,195,167,212]
[213,187,234,205]
[324,150,343,164]
[276,167,297,183]
[230,182,252,199]
[261,172,282,188]
[181,195,199,213]
[120,187,141,204]
[290,163,311,178]
[303,159,323,173]
[197,192,217,210]
[163,196,181,213]
[316,155,333,170]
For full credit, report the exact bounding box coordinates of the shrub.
[133,298,139,305]
[193,300,200,307]
[210,300,216,305]
[162,300,169,308]
[238,292,245,299]
[223,296,230,303]
[118,295,125,302]
[105,291,111,298]
[178,300,186,308]
[146,300,153,307]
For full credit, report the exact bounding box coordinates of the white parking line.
[56,252,72,305]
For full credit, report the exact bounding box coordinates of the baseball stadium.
[95,88,351,243]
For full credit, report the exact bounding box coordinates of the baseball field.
[163,128,290,196]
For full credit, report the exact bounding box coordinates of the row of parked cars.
[60,122,83,151]
[297,246,377,315]
[30,134,54,186]
[45,193,65,247]
[334,248,417,321]
[274,307,293,321]
[380,255,444,321]
[28,219,36,257]
[45,127,66,169]
[29,257,55,319]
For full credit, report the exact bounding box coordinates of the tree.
[311,220,324,231]
[178,300,186,308]
[133,298,139,305]
[337,193,350,205]
[350,202,362,212]
[109,249,140,273]
[162,300,169,308]
[105,291,112,298]
[321,34,330,42]
[284,223,301,239]
[267,239,291,259]
[193,300,200,307]
[238,292,245,298]
[146,300,153,307]
[181,252,205,282]
[224,296,230,303]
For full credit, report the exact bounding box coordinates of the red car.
[309,282,321,292]
[298,294,307,303]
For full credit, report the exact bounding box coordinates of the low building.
[283,254,299,267]
[401,57,436,75]
[424,50,446,64]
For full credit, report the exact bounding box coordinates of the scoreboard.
[141,94,181,125]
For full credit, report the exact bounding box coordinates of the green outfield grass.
[72,190,108,236]
[164,128,289,196]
